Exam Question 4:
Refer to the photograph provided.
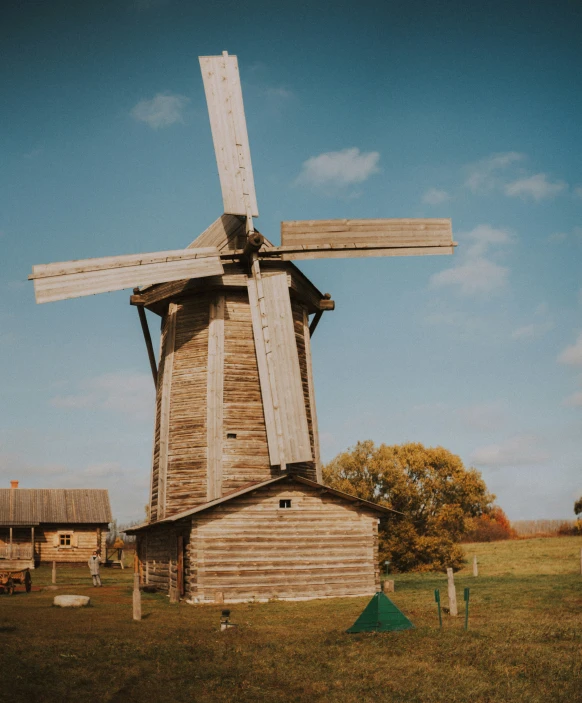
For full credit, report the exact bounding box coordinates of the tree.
[575,497,582,517]
[463,506,516,542]
[322,441,495,572]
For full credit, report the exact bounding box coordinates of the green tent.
[347,592,414,633]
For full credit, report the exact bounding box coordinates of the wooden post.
[133,573,141,621]
[447,567,458,616]
[382,579,395,593]
[580,547,582,576]
[31,526,35,562]
[9,527,12,559]
[52,560,57,585]
[473,555,478,577]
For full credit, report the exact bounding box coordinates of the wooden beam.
[199,54,259,217]
[134,298,158,388]
[303,308,321,481]
[309,294,333,337]
[309,311,323,337]
[281,218,452,244]
[157,303,178,519]
[30,248,223,304]
[207,295,225,501]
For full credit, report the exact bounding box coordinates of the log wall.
[189,481,380,603]
[0,524,106,564]
[136,522,190,599]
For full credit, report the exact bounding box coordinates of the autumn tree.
[575,497,582,517]
[463,506,516,542]
[322,440,494,572]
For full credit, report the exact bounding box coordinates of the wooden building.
[130,474,393,603]
[0,481,111,569]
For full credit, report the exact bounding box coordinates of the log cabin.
[0,481,111,569]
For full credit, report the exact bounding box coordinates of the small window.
[59,533,72,546]
[226,433,237,439]
[279,499,292,509]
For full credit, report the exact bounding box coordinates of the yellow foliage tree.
[323,440,495,572]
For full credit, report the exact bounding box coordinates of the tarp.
[347,592,414,633]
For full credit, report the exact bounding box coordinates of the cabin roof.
[126,475,400,533]
[0,489,112,526]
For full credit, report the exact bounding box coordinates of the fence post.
[447,567,458,616]
[473,555,478,577]
[133,573,141,621]
[52,560,57,585]
[580,547,582,576]
[382,579,395,593]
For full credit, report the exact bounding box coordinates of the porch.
[0,526,37,569]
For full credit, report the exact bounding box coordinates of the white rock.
[53,595,91,608]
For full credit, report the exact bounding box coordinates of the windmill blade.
[29,248,223,304]
[247,271,313,467]
[279,218,454,260]
[199,53,259,218]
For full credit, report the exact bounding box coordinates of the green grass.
[1,537,581,702]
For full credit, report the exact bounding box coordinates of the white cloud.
[130,92,189,129]
[422,188,450,205]
[459,402,506,432]
[573,185,582,199]
[548,225,582,244]
[51,372,154,418]
[471,434,549,467]
[296,148,380,187]
[557,333,582,366]
[511,304,553,340]
[429,224,511,296]
[504,173,567,201]
[464,151,525,194]
[563,391,582,407]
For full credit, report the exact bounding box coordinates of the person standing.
[88,550,102,587]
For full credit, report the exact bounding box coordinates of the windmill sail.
[29,248,223,304]
[247,273,312,467]
[199,54,259,218]
[279,218,454,260]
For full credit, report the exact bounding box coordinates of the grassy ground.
[0,537,581,702]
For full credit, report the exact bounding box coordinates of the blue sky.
[2,0,581,523]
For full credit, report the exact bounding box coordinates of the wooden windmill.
[29,52,455,525]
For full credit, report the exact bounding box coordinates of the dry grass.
[512,519,577,537]
[0,536,581,702]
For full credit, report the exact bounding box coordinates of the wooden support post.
[9,527,12,559]
[473,555,478,577]
[52,560,57,585]
[447,567,458,616]
[309,294,333,337]
[31,526,34,563]
[382,579,395,593]
[135,300,158,388]
[133,573,141,621]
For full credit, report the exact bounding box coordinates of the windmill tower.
[30,53,455,602]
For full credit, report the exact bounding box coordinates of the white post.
[133,573,141,621]
[52,560,57,585]
[382,580,395,593]
[447,567,458,616]
[473,555,478,577]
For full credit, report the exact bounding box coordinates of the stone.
[53,595,91,608]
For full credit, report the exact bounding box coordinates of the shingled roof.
[0,489,112,526]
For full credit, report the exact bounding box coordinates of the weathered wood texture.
[0,525,106,564]
[148,280,319,520]
[280,219,454,260]
[199,55,259,217]
[31,248,223,303]
[207,295,225,501]
[189,482,380,603]
[136,523,191,599]
[248,273,312,467]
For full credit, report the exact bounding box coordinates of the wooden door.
[177,535,184,597]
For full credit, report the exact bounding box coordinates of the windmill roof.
[126,474,400,533]
[0,489,112,526]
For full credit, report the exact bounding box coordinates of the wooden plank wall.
[207,295,225,501]
[222,291,274,493]
[166,297,210,514]
[0,525,107,563]
[189,482,379,603]
[157,303,178,518]
[136,524,191,599]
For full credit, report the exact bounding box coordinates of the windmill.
[29,52,455,524]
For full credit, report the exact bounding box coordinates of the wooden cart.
[0,568,32,595]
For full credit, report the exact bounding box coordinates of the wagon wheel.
[25,570,32,593]
[6,578,14,596]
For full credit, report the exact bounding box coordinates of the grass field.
[1,536,581,702]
